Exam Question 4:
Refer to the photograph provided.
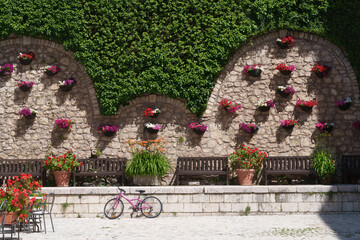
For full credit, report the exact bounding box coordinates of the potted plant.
[188,122,207,135]
[316,122,334,134]
[277,86,295,98]
[98,125,119,137]
[229,144,267,185]
[239,123,259,134]
[242,64,264,77]
[18,52,35,65]
[0,174,42,223]
[43,150,83,187]
[311,64,331,78]
[257,100,274,112]
[275,63,296,75]
[0,63,13,76]
[17,81,34,91]
[143,108,161,118]
[43,65,61,76]
[280,119,298,130]
[58,78,76,92]
[55,119,74,129]
[353,120,360,130]
[18,108,37,119]
[276,35,294,49]
[312,150,336,184]
[125,138,171,186]
[219,99,242,113]
[144,122,162,134]
[336,97,352,111]
[296,99,317,112]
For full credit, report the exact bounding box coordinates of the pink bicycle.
[104,187,162,219]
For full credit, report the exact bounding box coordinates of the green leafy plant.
[229,144,267,170]
[312,150,336,180]
[125,138,171,176]
[43,150,83,172]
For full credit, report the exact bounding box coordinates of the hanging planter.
[276,36,294,49]
[18,52,35,65]
[18,108,37,119]
[239,123,259,134]
[219,99,241,113]
[59,78,76,92]
[296,100,317,112]
[98,125,119,137]
[0,63,13,76]
[257,100,274,112]
[353,121,360,130]
[17,81,34,92]
[55,119,74,129]
[143,108,161,118]
[336,97,352,111]
[280,120,297,131]
[275,63,296,75]
[316,122,334,134]
[43,65,61,76]
[277,86,295,98]
[188,122,207,135]
[242,64,263,77]
[144,123,162,134]
[311,64,331,78]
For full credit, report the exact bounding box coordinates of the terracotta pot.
[53,170,71,187]
[0,212,18,224]
[236,169,255,185]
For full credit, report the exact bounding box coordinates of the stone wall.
[0,31,359,173]
[46,185,360,217]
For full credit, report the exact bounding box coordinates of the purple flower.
[188,122,207,132]
[18,108,37,116]
[98,125,119,133]
[0,63,13,75]
[239,123,258,133]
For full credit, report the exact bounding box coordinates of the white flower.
[30,109,38,114]
[152,108,161,114]
[345,97,352,103]
[277,86,286,91]
[145,123,155,128]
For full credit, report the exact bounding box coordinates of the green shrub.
[312,150,336,180]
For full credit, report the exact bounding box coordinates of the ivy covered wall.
[0,0,359,116]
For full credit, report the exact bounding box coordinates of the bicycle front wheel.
[104,198,124,219]
[141,196,162,218]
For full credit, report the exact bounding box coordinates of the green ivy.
[0,0,358,116]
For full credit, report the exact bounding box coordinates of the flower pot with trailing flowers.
[219,98,242,113]
[277,86,295,98]
[0,174,42,223]
[257,100,274,112]
[336,97,352,111]
[143,108,161,118]
[43,65,61,76]
[18,108,37,120]
[316,122,334,135]
[242,64,263,77]
[296,99,317,112]
[229,144,267,185]
[353,121,360,130]
[280,119,298,131]
[43,150,83,187]
[98,125,119,137]
[188,122,207,135]
[239,123,259,134]
[17,81,34,92]
[275,63,296,75]
[55,119,74,129]
[59,78,76,92]
[311,64,331,78]
[18,52,35,65]
[276,35,294,49]
[0,63,13,76]
[144,122,162,134]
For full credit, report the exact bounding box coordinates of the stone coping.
[42,185,360,195]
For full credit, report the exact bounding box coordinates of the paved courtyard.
[21,213,360,240]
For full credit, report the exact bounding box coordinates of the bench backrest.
[265,156,312,171]
[176,157,228,172]
[76,158,127,173]
[342,155,360,170]
[0,159,44,177]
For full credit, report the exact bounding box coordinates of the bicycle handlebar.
[118,186,126,193]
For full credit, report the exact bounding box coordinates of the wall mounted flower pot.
[103,131,116,137]
[276,41,289,49]
[315,72,326,78]
[320,125,333,134]
[338,102,351,111]
[19,58,32,65]
[149,112,160,118]
[59,85,74,92]
[236,169,255,185]
[258,106,270,112]
[193,129,206,135]
[24,114,36,120]
[248,69,261,77]
[0,212,18,224]
[299,106,313,112]
[241,127,259,134]
[280,70,292,76]
[282,125,295,131]
[277,90,290,98]
[53,170,71,187]
[19,85,32,92]
[45,70,58,76]
[145,128,159,134]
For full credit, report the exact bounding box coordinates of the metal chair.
[30,193,55,233]
[0,201,19,240]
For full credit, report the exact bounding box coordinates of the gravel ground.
[19,213,360,240]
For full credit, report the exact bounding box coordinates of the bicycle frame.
[114,192,152,211]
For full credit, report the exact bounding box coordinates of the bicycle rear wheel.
[141,196,162,218]
[104,198,124,219]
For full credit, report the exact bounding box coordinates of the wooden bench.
[263,156,314,185]
[342,155,360,183]
[0,159,45,182]
[173,156,229,185]
[73,158,127,186]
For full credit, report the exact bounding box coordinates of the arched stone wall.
[1,32,359,170]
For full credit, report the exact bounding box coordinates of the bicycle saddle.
[136,190,145,193]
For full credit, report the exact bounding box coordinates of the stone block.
[80,195,100,204]
[202,203,219,213]
[167,195,179,203]
[231,203,252,212]
[259,203,281,212]
[219,203,232,212]
[298,202,323,212]
[183,203,202,213]
[322,202,342,212]
[73,204,89,214]
[342,202,354,212]
[174,186,203,194]
[162,203,184,213]
[208,194,223,203]
[280,203,299,212]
